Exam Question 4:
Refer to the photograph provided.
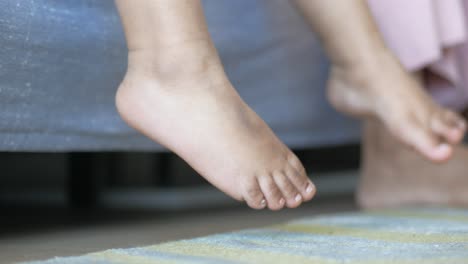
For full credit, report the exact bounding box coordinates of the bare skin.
[114,0,315,210]
[359,72,468,209]
[294,0,466,162]
[360,120,468,209]
[114,0,466,211]
[293,0,468,208]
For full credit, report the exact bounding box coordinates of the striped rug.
[25,208,468,264]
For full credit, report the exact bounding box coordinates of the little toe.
[285,165,315,201]
[273,171,302,208]
[242,178,267,210]
[258,174,285,211]
[431,110,466,144]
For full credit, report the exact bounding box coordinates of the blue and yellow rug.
[26,208,468,264]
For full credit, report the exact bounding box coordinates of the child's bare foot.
[359,120,468,209]
[328,51,466,162]
[116,48,315,211]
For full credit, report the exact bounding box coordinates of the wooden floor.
[0,196,356,263]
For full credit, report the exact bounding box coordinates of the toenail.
[260,199,267,207]
[437,143,450,153]
[295,194,302,202]
[458,120,466,130]
[306,183,314,193]
[279,198,285,205]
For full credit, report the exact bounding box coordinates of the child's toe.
[243,179,267,210]
[285,166,315,201]
[273,171,302,208]
[431,110,466,144]
[258,174,285,211]
[404,126,453,162]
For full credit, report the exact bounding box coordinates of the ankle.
[331,48,397,89]
[126,39,225,83]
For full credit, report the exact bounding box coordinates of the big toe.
[431,109,466,144]
[406,127,453,162]
[286,153,316,201]
[285,159,316,201]
[426,143,453,162]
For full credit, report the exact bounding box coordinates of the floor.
[0,195,356,263]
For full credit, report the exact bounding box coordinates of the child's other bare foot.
[328,51,466,162]
[116,46,315,211]
[359,120,468,209]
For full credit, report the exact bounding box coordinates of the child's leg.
[360,118,468,209]
[293,0,466,162]
[359,71,468,209]
[114,0,315,210]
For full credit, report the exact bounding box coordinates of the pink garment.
[367,0,468,110]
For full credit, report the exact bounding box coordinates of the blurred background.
[0,147,360,210]
[0,148,360,262]
[0,0,361,262]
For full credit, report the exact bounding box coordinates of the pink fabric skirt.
[368,0,468,110]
